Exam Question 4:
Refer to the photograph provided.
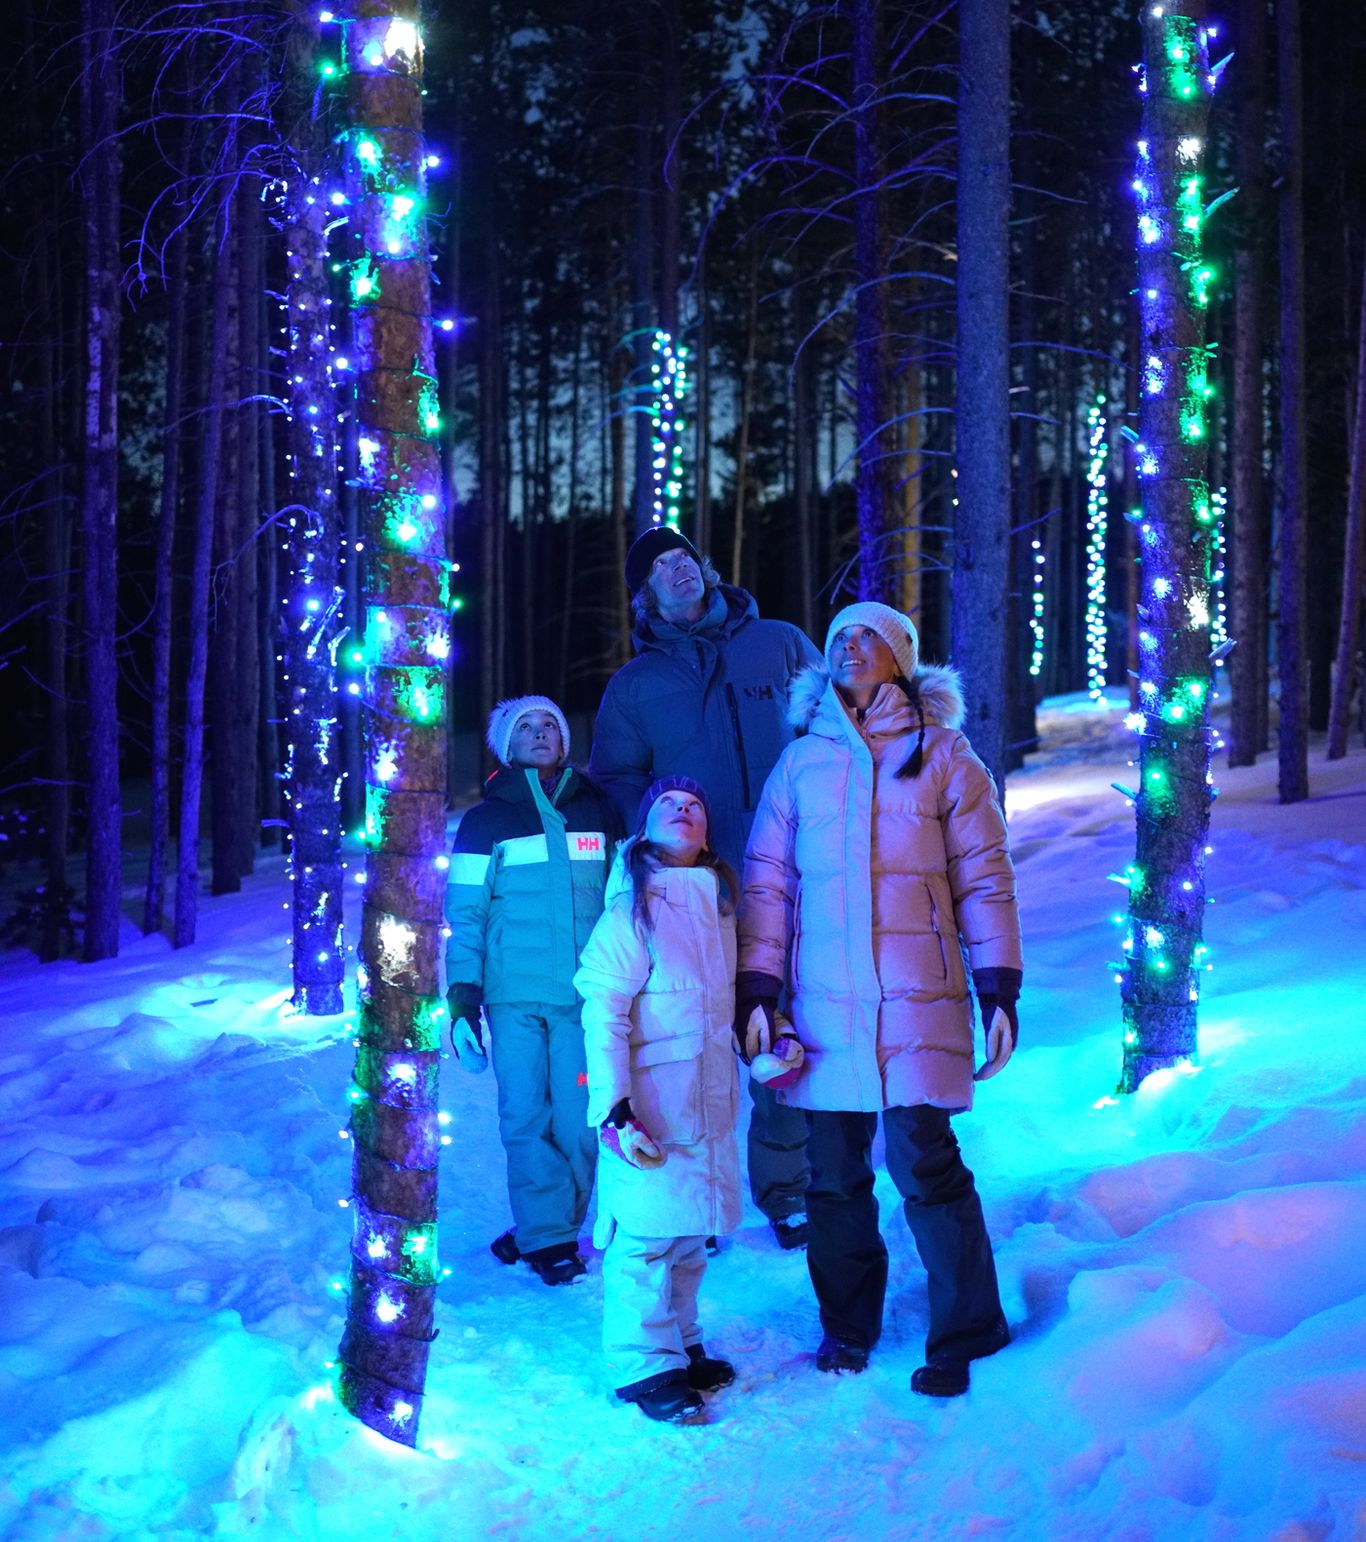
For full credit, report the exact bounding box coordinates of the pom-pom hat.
[824,601,919,680]
[624,526,702,594]
[635,775,712,835]
[486,695,571,767]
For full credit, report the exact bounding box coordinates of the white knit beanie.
[824,602,919,680]
[486,695,571,766]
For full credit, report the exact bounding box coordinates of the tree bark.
[1327,259,1366,758]
[1119,1,1216,1092]
[1227,0,1267,767]
[282,29,345,1014]
[337,4,448,1448]
[852,0,889,601]
[951,0,1011,790]
[145,213,188,935]
[1276,0,1309,803]
[79,0,123,963]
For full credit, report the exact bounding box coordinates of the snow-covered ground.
[2,694,1364,1541]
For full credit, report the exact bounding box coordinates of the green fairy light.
[350,258,380,306]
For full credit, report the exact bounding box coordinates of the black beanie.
[624,526,701,594]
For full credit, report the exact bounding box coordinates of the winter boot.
[685,1344,735,1391]
[815,1335,870,1375]
[771,1214,809,1251]
[910,1356,969,1398]
[523,1242,586,1286]
[490,1229,521,1266]
[616,1369,705,1424]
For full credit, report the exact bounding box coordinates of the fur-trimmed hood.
[786,661,966,735]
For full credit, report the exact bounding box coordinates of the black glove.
[733,971,783,1064]
[972,967,1021,1082]
[447,984,487,1073]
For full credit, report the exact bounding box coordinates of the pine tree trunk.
[852,0,888,601]
[236,168,263,878]
[1327,259,1366,759]
[631,26,657,535]
[1119,1,1216,1092]
[174,206,234,949]
[211,199,244,897]
[1227,0,1266,767]
[282,40,345,1015]
[1276,0,1309,803]
[731,257,758,586]
[145,215,188,934]
[80,0,122,963]
[258,275,282,847]
[951,0,1011,790]
[337,4,448,1448]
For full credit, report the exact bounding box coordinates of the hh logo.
[742,684,774,702]
[576,836,602,851]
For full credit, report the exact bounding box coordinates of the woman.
[737,601,1022,1397]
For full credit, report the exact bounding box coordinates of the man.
[589,525,822,1249]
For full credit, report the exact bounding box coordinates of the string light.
[1117,2,1218,1095]
[1084,399,1111,700]
[649,330,689,528]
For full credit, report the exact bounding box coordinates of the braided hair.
[892,674,927,779]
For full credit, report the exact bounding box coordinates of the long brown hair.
[622,833,739,937]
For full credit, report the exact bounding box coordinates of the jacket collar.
[631,582,757,655]
[786,662,966,739]
[486,764,574,806]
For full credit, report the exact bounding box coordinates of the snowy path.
[1,696,1364,1541]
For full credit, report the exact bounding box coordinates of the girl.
[573,776,742,1424]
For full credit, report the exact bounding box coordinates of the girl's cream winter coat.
[739,664,1022,1114]
[574,859,742,1246]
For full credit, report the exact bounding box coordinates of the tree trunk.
[952,0,1011,790]
[631,24,657,534]
[852,0,889,601]
[145,213,188,935]
[282,35,345,1015]
[337,5,448,1448]
[174,204,233,950]
[1276,0,1309,803]
[1119,0,1216,1092]
[730,256,759,586]
[258,274,282,847]
[1327,258,1366,758]
[80,0,123,963]
[236,165,263,878]
[1227,0,1266,767]
[210,198,244,897]
[479,215,503,729]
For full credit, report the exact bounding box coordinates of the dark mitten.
[972,968,1021,1082]
[733,970,783,1063]
[447,985,488,1073]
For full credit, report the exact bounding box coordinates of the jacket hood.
[786,662,966,734]
[632,581,758,653]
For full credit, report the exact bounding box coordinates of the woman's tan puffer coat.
[738,664,1022,1114]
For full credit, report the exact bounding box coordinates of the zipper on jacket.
[724,683,752,808]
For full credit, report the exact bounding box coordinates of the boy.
[444,695,620,1285]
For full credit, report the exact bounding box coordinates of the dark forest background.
[0,0,1363,959]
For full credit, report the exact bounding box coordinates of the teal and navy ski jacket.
[444,765,620,1010]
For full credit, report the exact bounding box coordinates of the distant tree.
[951,0,1011,791]
[79,0,123,962]
[1276,0,1309,804]
[1328,260,1366,760]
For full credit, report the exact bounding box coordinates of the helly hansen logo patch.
[742,683,775,702]
[576,835,602,852]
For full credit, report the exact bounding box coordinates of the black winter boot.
[815,1335,870,1375]
[490,1229,520,1266]
[685,1344,735,1391]
[523,1242,586,1286]
[616,1370,705,1424]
